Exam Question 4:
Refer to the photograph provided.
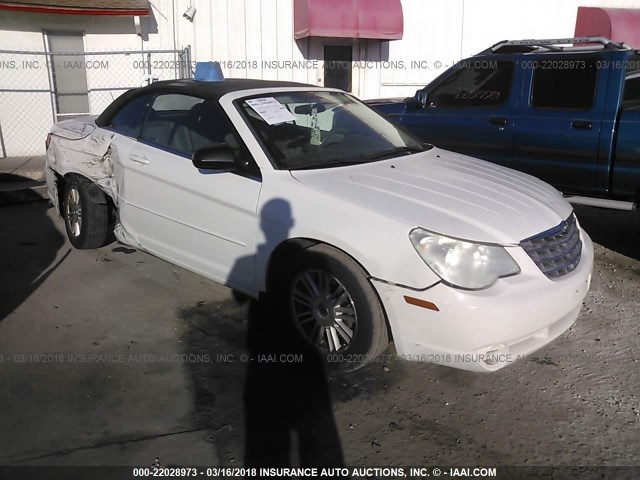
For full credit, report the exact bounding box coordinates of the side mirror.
[192,144,237,171]
[413,90,429,109]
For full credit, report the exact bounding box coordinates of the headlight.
[409,228,520,290]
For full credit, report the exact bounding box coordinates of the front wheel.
[280,244,389,370]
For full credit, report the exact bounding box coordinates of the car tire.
[278,244,389,370]
[63,175,111,249]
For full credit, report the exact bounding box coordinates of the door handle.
[488,117,508,126]
[571,121,592,130]
[129,154,150,165]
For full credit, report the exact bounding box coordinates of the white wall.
[164,0,640,99]
[461,0,640,57]
[378,0,640,98]
[164,0,316,84]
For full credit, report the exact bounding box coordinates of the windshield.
[237,91,429,170]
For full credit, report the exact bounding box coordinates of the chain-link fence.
[0,47,192,157]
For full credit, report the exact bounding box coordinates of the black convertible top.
[95,78,313,127]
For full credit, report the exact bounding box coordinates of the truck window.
[427,61,514,108]
[623,54,640,106]
[624,74,640,106]
[531,57,598,110]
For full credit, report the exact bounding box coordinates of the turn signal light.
[403,295,440,312]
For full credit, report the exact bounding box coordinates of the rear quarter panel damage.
[47,119,120,212]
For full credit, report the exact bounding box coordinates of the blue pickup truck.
[368,37,640,211]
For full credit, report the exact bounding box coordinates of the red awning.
[0,0,150,16]
[294,0,403,40]
[575,7,640,48]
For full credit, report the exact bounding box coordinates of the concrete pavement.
[0,201,224,466]
[0,156,46,181]
[1,202,639,467]
[0,156,47,205]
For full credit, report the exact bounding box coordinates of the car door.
[122,92,262,293]
[101,92,156,236]
[511,54,613,194]
[399,59,519,167]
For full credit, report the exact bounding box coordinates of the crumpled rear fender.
[46,127,139,247]
[47,128,118,204]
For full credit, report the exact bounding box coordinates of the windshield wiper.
[287,144,431,170]
[293,159,367,170]
[366,146,427,161]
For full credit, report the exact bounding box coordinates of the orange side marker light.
[403,295,440,312]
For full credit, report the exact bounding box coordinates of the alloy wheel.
[289,269,358,352]
[65,186,82,238]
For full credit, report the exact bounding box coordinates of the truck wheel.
[63,175,111,249]
[279,244,389,370]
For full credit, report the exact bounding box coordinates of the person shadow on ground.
[230,198,345,468]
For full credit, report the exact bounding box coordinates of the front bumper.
[372,231,594,372]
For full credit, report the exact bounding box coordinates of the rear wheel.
[63,175,111,249]
[279,244,389,370]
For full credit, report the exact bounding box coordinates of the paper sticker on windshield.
[245,97,296,125]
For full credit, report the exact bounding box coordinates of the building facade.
[169,0,640,99]
[1,0,639,157]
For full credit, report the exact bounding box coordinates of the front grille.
[521,214,582,279]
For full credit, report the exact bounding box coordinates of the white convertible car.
[45,79,593,371]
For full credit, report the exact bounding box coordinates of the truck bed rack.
[479,37,628,55]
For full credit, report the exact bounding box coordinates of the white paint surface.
[45,85,594,371]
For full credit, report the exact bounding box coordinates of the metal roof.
[478,36,629,55]
[0,0,151,15]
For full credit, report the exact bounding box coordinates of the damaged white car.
[45,79,593,371]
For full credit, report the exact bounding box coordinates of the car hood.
[289,148,573,244]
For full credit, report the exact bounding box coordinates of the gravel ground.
[0,202,638,469]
